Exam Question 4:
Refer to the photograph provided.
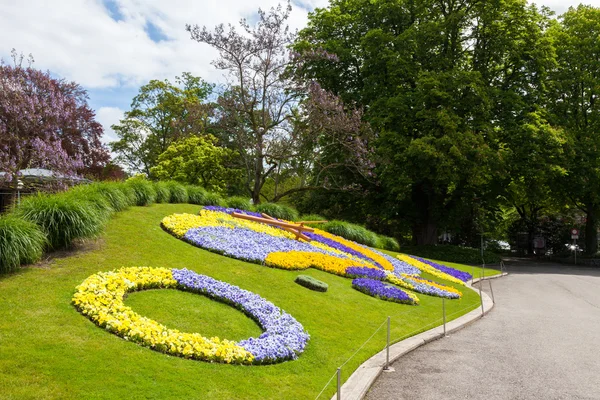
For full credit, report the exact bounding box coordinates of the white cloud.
[95,106,125,144]
[0,0,328,89]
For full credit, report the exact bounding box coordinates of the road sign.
[571,228,579,235]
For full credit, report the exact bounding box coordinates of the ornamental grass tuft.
[255,202,299,221]
[320,220,379,248]
[126,178,157,206]
[165,181,188,203]
[186,186,209,205]
[0,215,47,273]
[14,192,107,250]
[203,191,226,206]
[154,182,171,203]
[225,196,254,211]
[376,235,400,251]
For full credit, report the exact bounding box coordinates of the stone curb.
[329,272,507,400]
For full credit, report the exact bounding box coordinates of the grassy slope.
[0,204,488,400]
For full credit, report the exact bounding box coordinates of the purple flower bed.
[173,268,310,363]
[345,267,387,280]
[371,249,420,275]
[395,273,460,299]
[306,232,384,269]
[352,278,417,305]
[203,205,263,218]
[412,256,472,282]
[184,226,339,264]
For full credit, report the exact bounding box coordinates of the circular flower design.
[73,267,309,364]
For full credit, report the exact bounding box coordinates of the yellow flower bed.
[161,210,296,239]
[314,228,395,271]
[72,267,254,364]
[265,251,373,276]
[396,254,466,286]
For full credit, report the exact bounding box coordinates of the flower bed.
[160,208,464,303]
[396,254,469,286]
[351,278,419,305]
[73,267,309,364]
[386,273,462,299]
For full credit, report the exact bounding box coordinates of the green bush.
[164,181,188,203]
[295,275,328,292]
[320,220,379,247]
[376,235,400,251]
[400,245,502,265]
[154,182,171,203]
[203,191,226,206]
[255,203,299,221]
[296,214,327,224]
[226,196,254,211]
[14,192,107,250]
[186,186,208,205]
[68,183,129,214]
[0,216,47,273]
[126,178,157,206]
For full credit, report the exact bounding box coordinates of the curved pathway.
[366,260,600,400]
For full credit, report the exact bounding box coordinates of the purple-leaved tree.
[0,51,109,193]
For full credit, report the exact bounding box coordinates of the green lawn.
[0,204,488,399]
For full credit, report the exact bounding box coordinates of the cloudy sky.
[0,0,597,146]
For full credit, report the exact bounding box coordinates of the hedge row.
[400,245,502,265]
[299,216,400,252]
[0,179,230,273]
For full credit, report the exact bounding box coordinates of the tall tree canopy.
[109,72,213,176]
[0,51,109,187]
[294,0,561,245]
[548,5,600,254]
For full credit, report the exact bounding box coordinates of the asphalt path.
[366,260,600,400]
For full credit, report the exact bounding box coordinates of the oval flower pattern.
[161,206,469,302]
[72,267,309,365]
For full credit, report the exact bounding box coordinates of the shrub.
[165,181,188,203]
[255,203,299,221]
[203,191,226,206]
[296,214,327,224]
[295,275,328,292]
[154,182,171,203]
[0,216,47,273]
[69,183,130,213]
[400,245,502,265]
[226,196,254,211]
[320,221,379,248]
[126,178,157,206]
[14,192,107,250]
[186,186,208,205]
[376,235,400,251]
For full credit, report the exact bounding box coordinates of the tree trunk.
[585,207,598,255]
[411,183,438,245]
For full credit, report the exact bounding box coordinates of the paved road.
[366,261,600,400]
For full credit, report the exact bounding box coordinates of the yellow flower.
[396,254,466,286]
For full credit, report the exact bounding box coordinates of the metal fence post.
[384,316,390,370]
[442,298,447,336]
[337,368,341,400]
[488,276,495,304]
[479,278,484,316]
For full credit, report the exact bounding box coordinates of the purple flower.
[371,249,420,275]
[346,267,387,280]
[172,268,310,364]
[203,206,263,218]
[305,232,384,268]
[352,278,417,305]
[411,256,472,282]
[183,226,341,264]
[393,273,460,299]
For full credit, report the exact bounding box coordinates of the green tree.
[150,135,238,193]
[110,73,213,175]
[295,0,558,245]
[549,5,600,254]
